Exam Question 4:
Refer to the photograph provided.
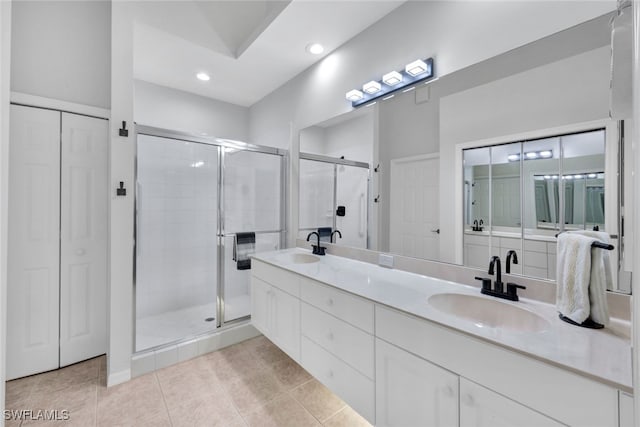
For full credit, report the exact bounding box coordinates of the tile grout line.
[153,372,174,427]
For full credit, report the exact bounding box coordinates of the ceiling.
[131,0,405,107]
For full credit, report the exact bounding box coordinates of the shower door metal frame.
[298,152,370,248]
[133,125,287,352]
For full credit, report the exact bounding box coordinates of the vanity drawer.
[464,234,489,245]
[300,278,374,333]
[524,239,547,253]
[301,302,374,379]
[301,336,375,424]
[375,305,618,427]
[252,260,300,297]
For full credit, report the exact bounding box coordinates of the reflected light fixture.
[306,43,324,55]
[345,89,364,102]
[363,80,382,94]
[196,72,210,81]
[588,173,597,178]
[345,57,434,107]
[405,59,428,76]
[383,70,403,86]
[508,149,553,162]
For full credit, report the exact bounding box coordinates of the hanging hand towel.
[318,227,332,243]
[568,230,611,326]
[234,232,255,270]
[556,233,595,324]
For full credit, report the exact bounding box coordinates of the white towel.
[568,230,611,326]
[556,233,594,324]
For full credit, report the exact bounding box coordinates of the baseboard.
[107,369,131,387]
[130,322,260,378]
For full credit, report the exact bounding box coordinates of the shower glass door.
[135,135,219,352]
[222,149,284,323]
[298,154,369,248]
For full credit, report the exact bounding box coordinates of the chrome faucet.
[506,250,518,274]
[306,232,326,255]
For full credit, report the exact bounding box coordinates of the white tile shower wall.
[136,135,218,319]
[223,150,281,233]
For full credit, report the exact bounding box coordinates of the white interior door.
[390,155,440,260]
[7,105,61,380]
[59,112,108,366]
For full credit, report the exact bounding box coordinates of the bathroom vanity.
[251,248,632,427]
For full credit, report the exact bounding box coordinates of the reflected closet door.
[7,105,61,380]
[59,113,108,366]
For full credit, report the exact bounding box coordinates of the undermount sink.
[428,293,550,333]
[288,253,321,264]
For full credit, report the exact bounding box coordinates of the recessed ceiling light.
[196,72,210,81]
[306,43,324,55]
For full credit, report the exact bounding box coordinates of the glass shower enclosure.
[134,127,286,352]
[298,153,369,249]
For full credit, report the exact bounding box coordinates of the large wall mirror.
[297,12,632,294]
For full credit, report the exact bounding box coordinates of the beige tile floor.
[5,336,372,427]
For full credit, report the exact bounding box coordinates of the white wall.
[440,46,611,264]
[324,113,373,164]
[109,1,134,386]
[0,1,11,422]
[10,0,111,109]
[249,1,614,147]
[134,80,249,141]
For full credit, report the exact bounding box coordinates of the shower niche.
[135,128,286,352]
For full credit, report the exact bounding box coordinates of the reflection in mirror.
[463,128,622,287]
[298,109,373,249]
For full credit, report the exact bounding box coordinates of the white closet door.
[7,105,61,380]
[59,112,108,366]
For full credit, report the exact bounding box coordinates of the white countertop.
[252,248,632,392]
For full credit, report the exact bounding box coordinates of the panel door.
[59,113,108,366]
[271,286,300,361]
[250,277,271,337]
[7,105,61,380]
[390,156,440,260]
[460,378,563,427]
[376,338,459,427]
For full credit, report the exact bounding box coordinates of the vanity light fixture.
[196,72,210,81]
[345,57,434,107]
[405,59,428,76]
[345,89,364,102]
[383,70,403,86]
[544,175,551,179]
[363,80,382,94]
[508,150,553,162]
[588,173,597,178]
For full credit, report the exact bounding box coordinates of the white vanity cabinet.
[376,338,459,427]
[459,378,562,427]
[250,262,300,362]
[251,256,628,427]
